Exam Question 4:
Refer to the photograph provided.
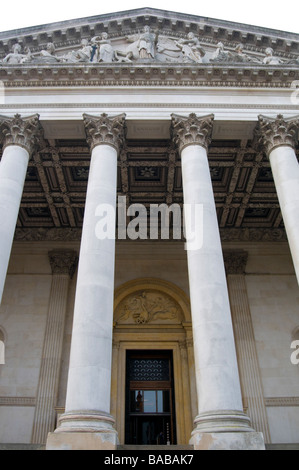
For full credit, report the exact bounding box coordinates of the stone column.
[0,114,43,303]
[254,114,299,284]
[46,113,126,451]
[31,250,78,444]
[171,113,264,450]
[224,250,271,444]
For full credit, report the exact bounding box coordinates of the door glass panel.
[144,391,156,412]
[125,351,176,445]
[130,390,171,413]
[157,390,163,413]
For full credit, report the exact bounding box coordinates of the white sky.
[0,0,298,35]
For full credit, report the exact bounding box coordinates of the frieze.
[13,227,287,242]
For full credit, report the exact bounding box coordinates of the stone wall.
[0,240,298,444]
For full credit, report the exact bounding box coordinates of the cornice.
[0,63,299,88]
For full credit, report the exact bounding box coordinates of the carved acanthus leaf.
[223,250,248,275]
[0,113,45,155]
[48,250,78,278]
[171,113,214,153]
[253,114,299,157]
[83,113,126,152]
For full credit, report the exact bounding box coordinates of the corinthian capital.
[223,249,248,275]
[48,250,78,278]
[254,114,299,157]
[171,113,214,153]
[0,113,44,155]
[83,113,126,153]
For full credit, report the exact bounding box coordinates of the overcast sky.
[0,0,298,34]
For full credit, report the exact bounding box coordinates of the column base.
[190,431,265,450]
[189,410,265,450]
[46,411,118,450]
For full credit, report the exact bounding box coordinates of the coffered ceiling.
[12,118,298,238]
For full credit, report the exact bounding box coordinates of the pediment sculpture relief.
[1,25,298,66]
[114,289,183,325]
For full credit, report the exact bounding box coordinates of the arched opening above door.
[111,278,195,446]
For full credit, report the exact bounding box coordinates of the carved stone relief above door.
[113,278,191,325]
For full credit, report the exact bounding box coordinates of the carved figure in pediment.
[126,25,159,60]
[232,43,261,63]
[156,37,183,61]
[262,47,283,65]
[114,49,134,62]
[211,42,261,64]
[174,32,205,63]
[91,32,115,62]
[1,44,27,64]
[210,42,230,62]
[37,43,61,63]
[62,39,93,63]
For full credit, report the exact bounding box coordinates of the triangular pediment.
[0,7,298,67]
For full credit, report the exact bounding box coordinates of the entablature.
[0,62,299,89]
[0,8,298,92]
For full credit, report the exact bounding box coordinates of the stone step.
[118,445,194,451]
[0,444,45,450]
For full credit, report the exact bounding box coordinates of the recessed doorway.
[125,350,176,445]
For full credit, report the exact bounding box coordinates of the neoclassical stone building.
[0,8,298,450]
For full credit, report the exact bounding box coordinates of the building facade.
[0,8,299,450]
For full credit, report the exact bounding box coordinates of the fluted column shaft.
[255,115,299,284]
[171,114,261,450]
[0,114,43,303]
[224,250,271,443]
[31,250,78,444]
[54,113,126,445]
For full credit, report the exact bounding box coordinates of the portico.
[0,8,299,451]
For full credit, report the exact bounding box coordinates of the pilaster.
[224,249,271,444]
[31,250,78,444]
